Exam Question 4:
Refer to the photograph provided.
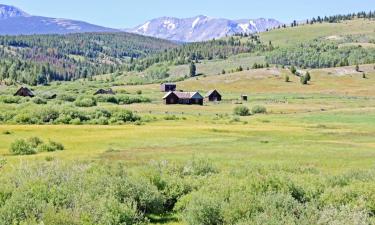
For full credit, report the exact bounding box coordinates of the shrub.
[36,106,60,123]
[95,95,119,104]
[9,139,36,155]
[183,193,223,225]
[14,113,37,124]
[136,90,142,95]
[251,105,267,114]
[305,71,311,81]
[0,157,6,169]
[2,130,12,135]
[233,106,250,116]
[32,97,47,105]
[57,94,76,102]
[290,65,297,74]
[28,137,44,148]
[111,109,140,123]
[74,97,97,107]
[285,74,290,82]
[0,96,22,104]
[300,75,308,85]
[37,141,64,152]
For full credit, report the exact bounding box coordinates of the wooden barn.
[161,83,176,92]
[94,89,115,95]
[163,91,204,105]
[14,87,35,97]
[205,90,222,102]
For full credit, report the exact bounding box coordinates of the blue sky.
[1,0,373,28]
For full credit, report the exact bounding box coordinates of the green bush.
[9,139,36,155]
[37,141,64,152]
[57,94,76,102]
[0,96,22,104]
[233,106,250,116]
[32,97,47,105]
[251,105,267,114]
[111,109,140,123]
[36,106,60,123]
[28,137,44,148]
[74,97,97,107]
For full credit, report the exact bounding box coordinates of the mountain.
[0,4,118,35]
[127,15,283,42]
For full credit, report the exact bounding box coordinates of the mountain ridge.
[0,4,119,35]
[127,15,283,42]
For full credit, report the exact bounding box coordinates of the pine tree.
[189,62,196,77]
[305,71,311,81]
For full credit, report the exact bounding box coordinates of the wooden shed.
[205,90,222,102]
[94,88,115,95]
[163,91,204,105]
[14,87,35,97]
[161,83,176,92]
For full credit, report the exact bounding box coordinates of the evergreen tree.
[305,71,311,81]
[189,62,196,77]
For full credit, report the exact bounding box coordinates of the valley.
[0,4,375,224]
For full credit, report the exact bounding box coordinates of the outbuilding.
[163,91,204,105]
[14,87,35,97]
[94,89,115,95]
[205,90,222,102]
[161,83,176,92]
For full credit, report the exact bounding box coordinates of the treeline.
[128,35,271,71]
[0,33,177,85]
[266,40,375,68]
[306,11,375,25]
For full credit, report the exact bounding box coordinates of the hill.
[0,4,119,35]
[0,33,178,85]
[260,19,375,47]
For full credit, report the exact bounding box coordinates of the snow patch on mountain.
[192,17,200,28]
[129,16,283,42]
[138,21,151,32]
[163,20,176,30]
[0,4,29,19]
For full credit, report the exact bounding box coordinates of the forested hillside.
[0,33,177,85]
[129,35,272,71]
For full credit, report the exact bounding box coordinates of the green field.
[1,18,375,224]
[261,19,375,47]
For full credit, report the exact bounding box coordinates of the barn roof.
[205,89,221,97]
[14,87,35,97]
[163,91,203,99]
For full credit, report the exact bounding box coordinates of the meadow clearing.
[1,64,374,171]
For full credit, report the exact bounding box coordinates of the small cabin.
[14,87,35,97]
[241,95,248,101]
[161,83,176,92]
[94,89,115,95]
[163,91,204,105]
[205,90,222,102]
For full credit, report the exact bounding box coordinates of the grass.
[261,19,375,47]
[1,65,374,176]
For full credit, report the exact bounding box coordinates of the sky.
[0,0,373,28]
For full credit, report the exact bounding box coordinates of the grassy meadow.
[1,19,375,224]
[1,64,374,171]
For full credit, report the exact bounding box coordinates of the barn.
[14,87,35,97]
[94,89,115,95]
[205,90,222,102]
[163,91,204,105]
[161,83,176,92]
